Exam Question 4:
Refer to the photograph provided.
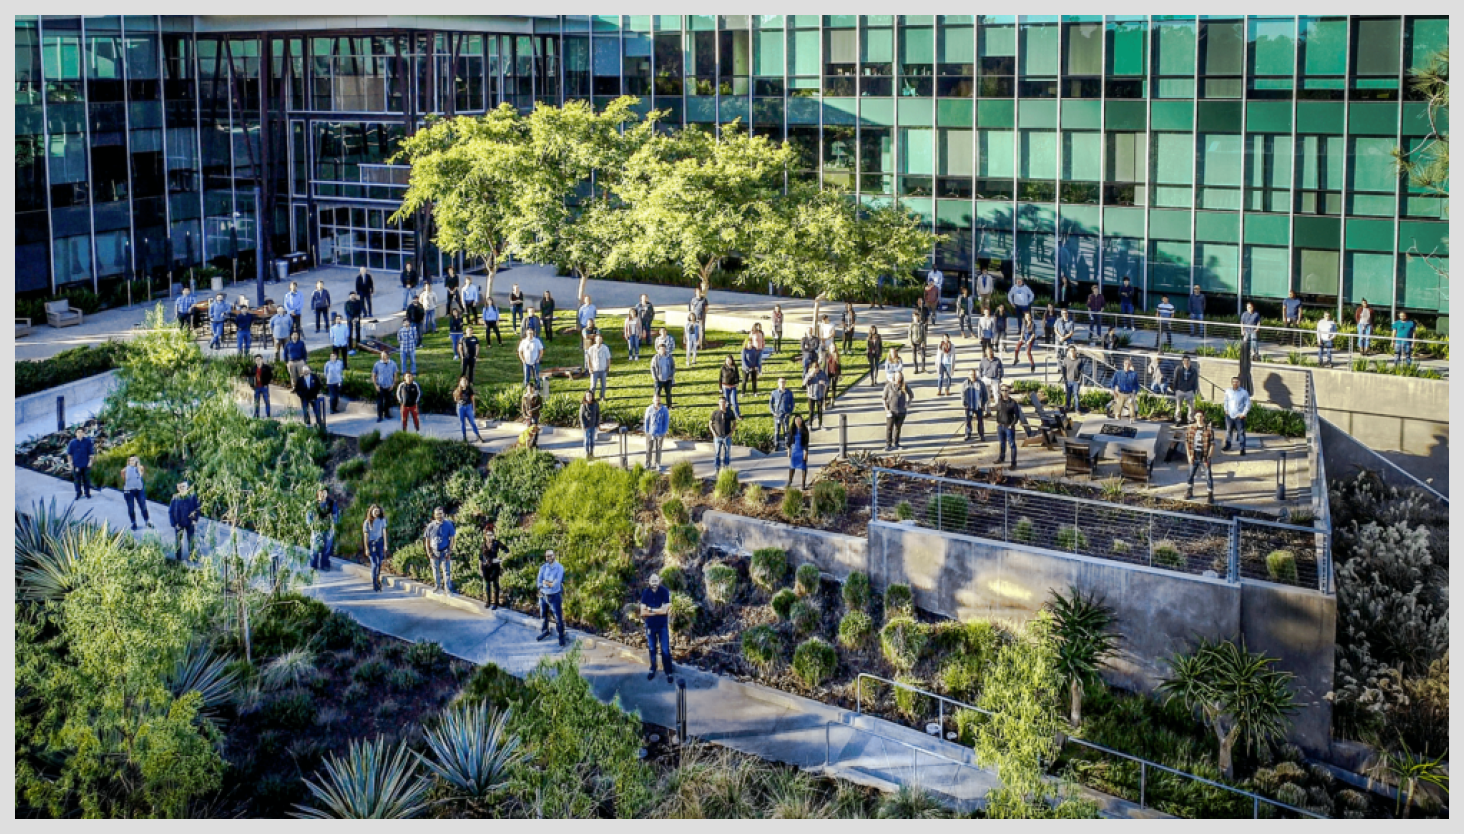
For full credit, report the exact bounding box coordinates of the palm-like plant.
[1047,586,1121,726]
[292,736,431,819]
[1159,637,1297,780]
[166,642,241,727]
[15,503,119,603]
[1372,739,1450,818]
[417,701,525,804]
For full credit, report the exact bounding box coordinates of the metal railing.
[855,673,1325,819]
[822,720,994,808]
[1303,372,1335,593]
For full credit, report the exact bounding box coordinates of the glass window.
[1345,251,1394,305]
[1018,129,1056,181]
[936,20,973,97]
[937,128,974,176]
[1151,132,1194,208]
[1105,18,1146,98]
[1244,134,1292,212]
[1062,22,1102,98]
[1061,130,1101,180]
[1299,17,1346,97]
[1244,244,1290,299]
[977,127,1014,194]
[652,32,682,97]
[1401,251,1446,311]
[977,17,1015,97]
[1298,248,1340,296]
[1018,21,1058,97]
[1151,18,1196,99]
[1197,18,1243,98]
[1406,17,1449,77]
[898,128,933,175]
[1197,133,1242,210]
[1295,135,1343,215]
[1352,18,1402,98]
[1247,18,1295,95]
[1348,136,1398,216]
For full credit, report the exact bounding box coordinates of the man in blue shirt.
[1391,311,1417,368]
[66,428,94,500]
[1239,302,1262,361]
[269,306,294,361]
[1188,285,1206,339]
[328,313,351,369]
[397,320,419,375]
[651,343,676,409]
[1111,357,1141,424]
[283,331,309,387]
[168,480,200,562]
[234,303,256,355]
[174,286,195,331]
[1282,290,1303,348]
[310,280,332,332]
[577,295,597,330]
[282,281,305,334]
[1222,376,1251,456]
[769,377,795,451]
[960,369,988,442]
[640,572,675,682]
[324,350,346,413]
[643,395,670,470]
[207,293,230,350]
[536,549,567,647]
[371,350,398,422]
[423,507,457,594]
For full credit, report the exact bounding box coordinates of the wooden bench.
[1064,440,1095,480]
[45,299,84,328]
[1119,449,1152,486]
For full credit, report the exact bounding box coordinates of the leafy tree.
[1047,586,1121,726]
[1159,636,1297,780]
[1393,49,1449,279]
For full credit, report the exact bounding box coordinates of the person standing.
[654,326,676,356]
[207,293,230,350]
[536,549,567,647]
[482,299,503,345]
[371,350,397,422]
[841,301,857,354]
[1014,312,1037,372]
[1055,273,1073,308]
[67,428,95,501]
[651,342,676,409]
[740,337,762,396]
[623,308,644,361]
[1187,285,1206,339]
[1184,412,1216,503]
[324,351,346,414]
[283,281,305,334]
[310,280,332,333]
[1042,303,1058,346]
[344,291,364,353]
[1222,376,1251,455]
[521,383,543,450]
[423,507,456,594]
[771,303,785,353]
[517,329,544,388]
[283,331,308,387]
[1155,295,1175,349]
[1316,311,1338,367]
[993,385,1032,470]
[635,293,656,340]
[454,377,484,442]
[587,333,611,402]
[363,504,388,592]
[234,302,256,355]
[932,336,954,396]
[169,481,200,562]
[803,360,829,429]
[458,326,482,383]
[907,312,928,374]
[640,573,675,682]
[1282,290,1303,348]
[419,282,440,334]
[978,346,1004,417]
[1117,276,1137,331]
[121,456,154,530]
[881,347,905,386]
[1086,284,1106,341]
[400,261,419,311]
[1172,354,1200,426]
[882,372,913,452]
[448,307,466,357]
[509,283,525,332]
[956,287,974,338]
[974,267,995,312]
[719,355,742,418]
[329,313,351,369]
[397,372,422,432]
[961,370,988,442]
[922,276,940,324]
[1240,301,1262,361]
[992,304,1010,353]
[786,413,811,488]
[1059,346,1085,414]
[817,314,836,355]
[709,396,736,472]
[1008,276,1035,322]
[249,354,275,418]
[540,291,556,341]
[442,267,461,314]
[174,286,196,331]
[1391,311,1417,368]
[577,294,597,332]
[689,289,709,349]
[461,277,481,322]
[270,305,294,362]
[684,312,701,367]
[1054,308,1076,351]
[579,391,600,458]
[800,328,821,376]
[1111,357,1141,423]
[307,488,338,570]
[295,365,325,429]
[864,326,884,388]
[769,378,795,451]
[643,394,669,469]
[1354,299,1374,354]
[824,347,842,409]
[478,520,505,608]
[355,266,375,317]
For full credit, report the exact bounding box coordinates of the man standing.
[689,289,709,348]
[423,507,456,594]
[1282,290,1303,347]
[1054,308,1076,350]
[1155,295,1176,348]
[363,505,389,592]
[509,283,525,332]
[539,292,556,341]
[518,329,544,388]
[803,360,829,429]
[882,372,913,451]
[307,488,338,570]
[1059,346,1085,413]
[1172,354,1200,426]
[174,286,195,331]
[640,573,675,682]
[250,354,275,418]
[283,331,308,387]
[355,266,375,317]
[841,301,857,354]
[974,266,995,311]
[587,333,611,401]
[684,313,701,367]
[771,303,784,353]
[651,342,676,409]
[769,377,795,451]
[1188,285,1206,339]
[817,314,836,355]
[1222,376,1251,455]
[457,326,482,383]
[400,260,418,311]
[310,280,332,333]
[397,372,423,432]
[283,281,305,334]
[1184,411,1216,503]
[709,396,736,473]
[455,378,485,443]
[978,346,1004,417]
[397,318,419,375]
[1240,302,1262,360]
[993,385,1031,470]
[1111,357,1140,423]
[207,293,230,350]
[343,291,364,353]
[1117,276,1137,331]
[1008,276,1034,322]
[922,275,940,324]
[1391,311,1417,368]
[295,365,325,428]
[799,327,820,376]
[643,395,669,469]
[907,313,928,375]
[577,294,597,332]
[1316,311,1338,367]
[961,369,988,442]
[234,302,256,355]
[270,305,294,362]
[719,355,742,418]
[324,351,346,414]
[461,277,481,322]
[1354,299,1374,353]
[654,326,676,357]
[169,481,200,562]
[536,549,567,647]
[482,299,503,345]
[579,391,600,458]
[1086,284,1106,341]
[478,521,505,609]
[419,282,440,334]
[635,293,656,340]
[741,337,762,396]
[328,313,350,369]
[67,428,94,500]
[372,350,397,422]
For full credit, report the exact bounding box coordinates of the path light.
[1275,450,1287,502]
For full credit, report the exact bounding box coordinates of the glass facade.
[14,14,1449,319]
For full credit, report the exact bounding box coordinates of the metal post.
[938,699,944,736]
[254,185,267,307]
[839,412,848,459]
[56,396,65,433]
[1139,762,1146,808]
[936,482,943,530]
[871,469,879,521]
[619,426,628,469]
[857,677,863,714]
[1275,450,1287,502]
[1228,519,1241,583]
[1253,795,1260,819]
[675,677,688,745]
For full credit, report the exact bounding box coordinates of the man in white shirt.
[1155,295,1176,349]
[587,333,611,401]
[1008,277,1034,320]
[518,331,544,388]
[974,268,995,311]
[1316,312,1338,368]
[927,266,944,288]
[1222,376,1251,455]
[419,282,440,333]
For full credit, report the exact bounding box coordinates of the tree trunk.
[483,255,497,301]
[1069,678,1083,727]
[700,259,714,296]
[576,269,589,307]
[1217,723,1240,780]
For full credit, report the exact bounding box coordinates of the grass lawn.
[317,314,890,451]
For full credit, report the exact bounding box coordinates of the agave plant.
[417,701,525,802]
[167,641,241,726]
[292,736,431,819]
[1047,586,1121,726]
[15,502,119,603]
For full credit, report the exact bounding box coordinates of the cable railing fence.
[821,721,993,809]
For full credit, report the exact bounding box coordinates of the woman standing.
[864,326,883,387]
[750,322,767,353]
[824,346,842,409]
[540,291,556,341]
[786,414,811,490]
[740,336,762,395]
[883,372,914,451]
[448,307,466,356]
[936,335,956,396]
[122,456,153,531]
[478,520,506,609]
[841,301,857,354]
[579,391,601,459]
[623,309,644,361]
[684,312,701,367]
[881,346,904,385]
[454,377,484,442]
[521,383,544,449]
[362,504,388,592]
[1015,312,1037,372]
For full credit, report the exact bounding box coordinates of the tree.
[1393,49,1449,279]
[392,105,527,300]
[1047,586,1121,727]
[1159,636,1297,780]
[619,122,795,296]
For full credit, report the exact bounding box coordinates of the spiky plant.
[1046,586,1121,726]
[841,571,871,612]
[292,736,431,819]
[418,701,525,803]
[15,502,117,603]
[261,647,320,691]
[749,547,788,592]
[1159,637,1297,780]
[791,638,838,688]
[875,784,949,819]
[167,642,241,726]
[741,625,782,671]
[702,561,739,607]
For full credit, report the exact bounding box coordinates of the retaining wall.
[15,371,119,427]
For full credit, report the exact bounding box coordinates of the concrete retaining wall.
[1319,417,1450,499]
[701,510,868,579]
[15,371,119,427]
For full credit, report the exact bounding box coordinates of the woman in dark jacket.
[540,291,556,341]
[864,326,884,388]
[579,391,601,458]
[786,414,811,490]
[521,383,544,449]
[478,520,506,609]
[824,347,842,408]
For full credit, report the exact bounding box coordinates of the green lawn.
[318,314,886,451]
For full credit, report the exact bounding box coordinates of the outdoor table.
[1071,417,1163,465]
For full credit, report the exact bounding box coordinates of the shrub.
[842,571,872,612]
[940,655,984,701]
[790,600,821,637]
[702,562,739,606]
[811,480,848,519]
[661,497,689,526]
[884,584,915,621]
[459,663,528,710]
[895,500,915,521]
[791,638,838,688]
[358,429,383,454]
[881,617,928,672]
[637,467,661,497]
[1013,517,1035,544]
[741,625,781,671]
[713,467,741,500]
[1153,540,1183,569]
[387,667,424,692]
[771,589,798,620]
[894,675,929,719]
[666,523,701,560]
[781,488,805,519]
[1266,550,1298,585]
[15,341,130,397]
[668,593,699,634]
[924,494,969,532]
[743,483,765,509]
[658,565,685,592]
[794,563,821,597]
[838,610,876,650]
[263,689,316,731]
[669,459,698,494]
[405,640,446,672]
[336,458,368,482]
[749,547,788,592]
[1111,538,1132,556]
[1055,524,1089,551]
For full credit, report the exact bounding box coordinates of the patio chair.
[45,299,84,328]
[16,317,33,338]
[1064,440,1094,480]
[1119,449,1152,486]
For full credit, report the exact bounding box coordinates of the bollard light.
[619,426,628,469]
[56,396,66,434]
[676,677,688,746]
[839,412,848,459]
[1275,450,1287,502]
